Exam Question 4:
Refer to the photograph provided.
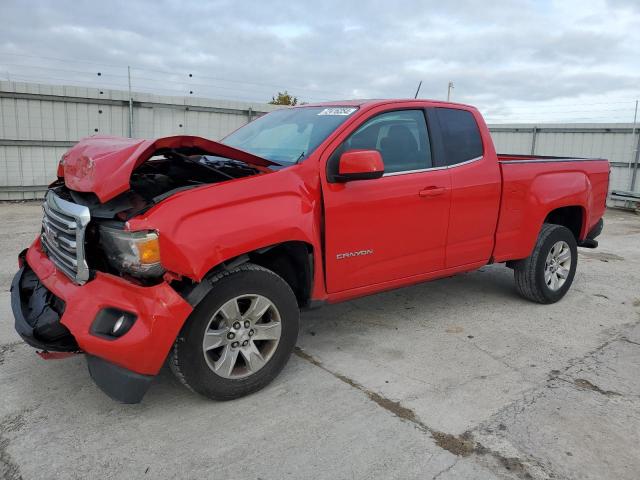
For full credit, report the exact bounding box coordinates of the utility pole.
[127,66,134,138]
[414,80,422,99]
[447,81,454,101]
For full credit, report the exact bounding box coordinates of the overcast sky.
[1,0,639,123]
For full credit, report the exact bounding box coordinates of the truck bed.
[492,153,610,263]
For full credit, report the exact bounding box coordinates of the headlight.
[99,225,164,278]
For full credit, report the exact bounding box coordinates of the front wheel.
[513,223,578,304]
[170,263,299,400]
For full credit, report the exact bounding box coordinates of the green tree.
[269,91,298,106]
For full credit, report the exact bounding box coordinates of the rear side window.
[435,108,483,166]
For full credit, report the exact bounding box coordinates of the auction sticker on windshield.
[317,107,358,116]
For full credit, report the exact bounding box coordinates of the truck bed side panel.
[493,159,609,262]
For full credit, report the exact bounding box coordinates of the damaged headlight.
[99,225,165,278]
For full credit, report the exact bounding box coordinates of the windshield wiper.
[294,151,306,164]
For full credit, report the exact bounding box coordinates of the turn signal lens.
[99,226,165,278]
[137,237,161,264]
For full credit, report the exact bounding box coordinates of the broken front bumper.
[12,263,77,352]
[10,240,193,403]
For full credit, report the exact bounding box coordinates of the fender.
[127,163,325,285]
[493,169,591,262]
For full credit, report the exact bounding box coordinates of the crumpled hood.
[60,135,276,203]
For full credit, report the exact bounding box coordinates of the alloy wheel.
[202,294,282,379]
[544,240,572,291]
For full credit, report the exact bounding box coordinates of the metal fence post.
[127,66,134,138]
[247,107,253,123]
[530,126,538,155]
[630,100,639,192]
[630,130,640,192]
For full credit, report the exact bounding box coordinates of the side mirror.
[335,150,384,182]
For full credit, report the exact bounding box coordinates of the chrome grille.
[40,191,91,284]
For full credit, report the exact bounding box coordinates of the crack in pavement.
[0,342,22,366]
[473,325,640,478]
[464,340,530,380]
[546,327,640,399]
[0,438,21,480]
[294,347,539,480]
[0,412,27,480]
[621,337,640,347]
[432,458,458,480]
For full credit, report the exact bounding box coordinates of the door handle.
[419,186,446,197]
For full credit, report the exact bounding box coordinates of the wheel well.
[247,241,314,307]
[544,206,583,240]
[171,241,315,309]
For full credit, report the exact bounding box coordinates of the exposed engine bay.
[53,150,263,220]
[44,150,265,284]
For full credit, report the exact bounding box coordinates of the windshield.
[222,106,359,164]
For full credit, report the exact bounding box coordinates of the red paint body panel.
[328,260,487,303]
[20,99,610,376]
[338,149,384,175]
[493,156,609,262]
[444,109,502,268]
[61,135,275,203]
[322,170,451,292]
[319,101,451,293]
[127,160,324,284]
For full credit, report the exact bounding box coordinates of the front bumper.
[11,263,78,352]
[11,240,193,402]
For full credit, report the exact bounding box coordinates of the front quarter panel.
[127,164,322,282]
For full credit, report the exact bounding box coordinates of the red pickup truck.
[11,100,609,403]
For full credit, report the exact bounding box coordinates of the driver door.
[322,109,451,293]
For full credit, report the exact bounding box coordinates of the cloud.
[0,0,638,122]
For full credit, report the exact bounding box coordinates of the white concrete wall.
[489,123,640,206]
[1,81,638,204]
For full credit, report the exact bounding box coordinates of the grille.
[40,191,91,284]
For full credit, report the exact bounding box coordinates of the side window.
[344,110,432,173]
[435,108,483,166]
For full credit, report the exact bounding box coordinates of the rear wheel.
[170,263,299,400]
[513,223,578,304]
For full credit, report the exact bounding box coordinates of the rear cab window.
[434,108,483,166]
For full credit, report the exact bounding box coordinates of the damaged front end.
[58,148,268,221]
[47,136,274,285]
[11,135,276,402]
[60,134,277,203]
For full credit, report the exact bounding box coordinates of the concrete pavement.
[1,202,639,479]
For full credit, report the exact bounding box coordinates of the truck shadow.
[12,264,521,407]
[149,264,521,401]
[303,263,520,322]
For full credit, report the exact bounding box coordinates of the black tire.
[513,223,578,304]
[170,263,299,400]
